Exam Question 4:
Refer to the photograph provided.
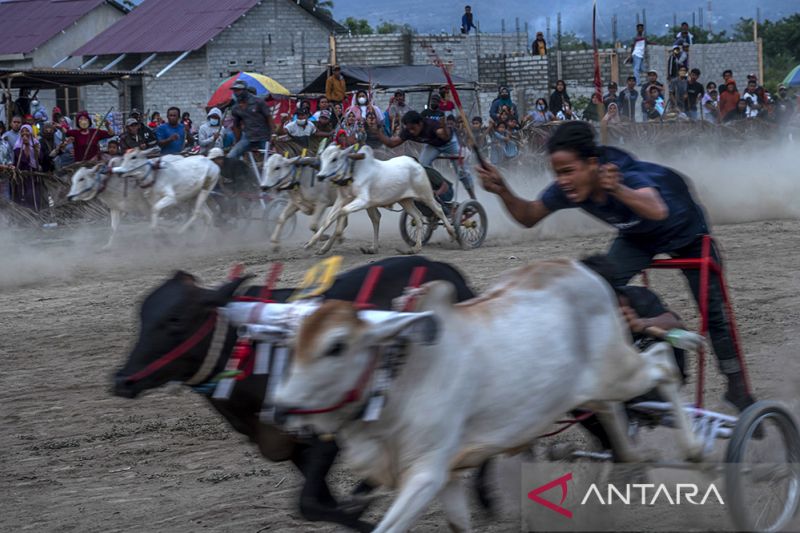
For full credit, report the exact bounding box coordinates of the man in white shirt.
[630,24,648,87]
[675,22,694,46]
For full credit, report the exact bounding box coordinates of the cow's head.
[273,300,437,435]
[316,143,359,181]
[67,164,105,201]
[261,153,300,189]
[113,271,250,398]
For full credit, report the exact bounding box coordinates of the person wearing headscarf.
[11,124,42,209]
[66,111,112,161]
[490,86,518,122]
[345,90,384,122]
[602,102,621,125]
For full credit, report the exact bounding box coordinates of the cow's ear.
[362,312,439,346]
[201,275,255,307]
[172,271,198,286]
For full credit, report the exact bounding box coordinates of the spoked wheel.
[454,199,488,249]
[263,194,297,240]
[399,210,435,248]
[725,401,800,532]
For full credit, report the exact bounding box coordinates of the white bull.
[112,149,220,235]
[274,259,703,533]
[67,161,150,249]
[261,154,340,250]
[306,144,456,254]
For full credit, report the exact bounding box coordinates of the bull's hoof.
[303,241,315,250]
[299,497,374,532]
[318,234,331,242]
[394,247,417,255]
[314,247,328,256]
[359,246,377,255]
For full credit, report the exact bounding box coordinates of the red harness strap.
[125,314,217,384]
[288,354,380,415]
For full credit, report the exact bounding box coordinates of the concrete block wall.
[334,34,410,65]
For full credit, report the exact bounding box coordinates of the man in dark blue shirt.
[155,106,186,155]
[476,121,754,411]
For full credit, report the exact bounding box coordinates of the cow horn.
[347,153,366,160]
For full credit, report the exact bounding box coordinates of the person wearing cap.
[666,44,683,81]
[773,84,796,127]
[325,65,346,105]
[490,86,518,122]
[718,79,740,118]
[532,31,547,56]
[476,120,758,413]
[618,76,639,122]
[311,97,332,124]
[228,79,274,160]
[121,118,150,151]
[603,82,619,108]
[198,107,228,155]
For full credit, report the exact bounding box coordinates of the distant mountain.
[332,0,798,41]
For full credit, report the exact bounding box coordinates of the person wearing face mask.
[284,108,316,149]
[198,107,228,155]
[525,98,555,125]
[490,86,518,122]
[66,111,112,161]
[345,90,383,122]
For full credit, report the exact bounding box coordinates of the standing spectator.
[773,85,796,126]
[489,86,517,122]
[629,23,649,87]
[332,101,344,125]
[38,122,62,172]
[741,80,763,118]
[669,66,690,114]
[461,5,477,34]
[284,107,316,149]
[30,97,47,123]
[2,115,22,149]
[100,138,121,162]
[0,128,12,169]
[581,95,602,122]
[438,86,456,116]
[66,111,111,161]
[601,102,621,125]
[385,90,412,135]
[531,31,547,56]
[718,79,740,118]
[311,97,331,123]
[745,74,768,109]
[640,70,664,115]
[675,22,694,45]
[228,80,274,160]
[148,111,163,129]
[12,124,41,210]
[421,93,446,121]
[198,108,227,154]
[346,90,384,122]
[723,99,749,123]
[325,65,346,105]
[549,80,571,119]
[685,68,704,120]
[721,70,733,88]
[121,118,148,151]
[52,107,72,130]
[181,111,193,143]
[680,42,691,69]
[14,88,31,117]
[127,108,157,148]
[701,85,720,123]
[643,86,665,120]
[525,98,555,124]
[155,107,186,155]
[618,76,639,122]
[666,45,683,81]
[603,82,619,108]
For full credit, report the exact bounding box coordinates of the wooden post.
[757,38,764,84]
[329,34,337,67]
[610,51,619,85]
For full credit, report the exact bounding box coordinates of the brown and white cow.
[273,259,702,533]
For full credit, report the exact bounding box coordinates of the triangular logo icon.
[527,472,573,518]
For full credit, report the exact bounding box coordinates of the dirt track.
[2,215,800,532]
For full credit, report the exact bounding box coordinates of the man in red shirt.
[718,79,740,118]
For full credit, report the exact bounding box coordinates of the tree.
[342,17,373,35]
[376,21,414,34]
[733,15,800,91]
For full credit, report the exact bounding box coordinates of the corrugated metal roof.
[73,0,261,55]
[72,0,344,56]
[0,0,113,55]
[0,67,148,89]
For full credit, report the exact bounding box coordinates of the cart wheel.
[399,211,434,248]
[454,200,488,249]
[725,401,800,532]
[264,195,297,240]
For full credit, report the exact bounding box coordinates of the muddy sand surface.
[2,218,800,532]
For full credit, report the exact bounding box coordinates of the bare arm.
[373,125,404,148]
[475,163,552,228]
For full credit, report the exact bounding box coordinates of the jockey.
[370,110,477,200]
[477,121,755,412]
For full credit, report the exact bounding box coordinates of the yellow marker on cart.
[288,256,343,301]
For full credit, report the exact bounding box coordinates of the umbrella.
[782,65,800,87]
[207,72,290,109]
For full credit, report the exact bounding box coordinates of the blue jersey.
[155,123,185,155]
[540,146,708,252]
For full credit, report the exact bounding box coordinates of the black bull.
[113,256,489,531]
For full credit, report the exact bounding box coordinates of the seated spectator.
[198,108,227,154]
[490,86,517,122]
[52,107,72,130]
[310,110,335,153]
[325,65,346,104]
[580,95,602,122]
[284,108,316,149]
[675,22,694,45]
[701,87,721,123]
[385,90,412,135]
[549,80,571,118]
[618,76,639,122]
[603,82,619,108]
[718,80,740,118]
[121,118,153,151]
[532,31,547,56]
[723,99,749,123]
[558,101,579,121]
[488,121,516,166]
[66,111,112,161]
[461,5,477,34]
[362,111,385,149]
[100,138,121,162]
[311,97,331,123]
[155,107,186,155]
[345,90,384,122]
[686,68,704,120]
[421,92,447,121]
[525,98,555,124]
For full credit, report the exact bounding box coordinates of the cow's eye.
[325,342,346,357]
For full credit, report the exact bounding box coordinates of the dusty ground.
[2,210,800,532]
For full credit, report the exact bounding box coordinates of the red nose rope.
[125,314,218,384]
